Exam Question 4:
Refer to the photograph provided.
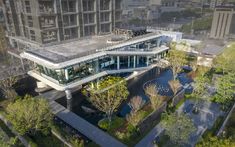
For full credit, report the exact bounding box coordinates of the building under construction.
[3,0,122,48]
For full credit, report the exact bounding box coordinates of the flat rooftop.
[25,33,162,63]
[26,34,122,63]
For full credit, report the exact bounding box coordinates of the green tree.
[161,113,196,144]
[192,76,209,113]
[213,54,231,74]
[212,73,235,109]
[6,95,52,135]
[213,43,235,74]
[84,76,129,123]
[167,48,188,80]
[193,76,209,97]
[196,136,235,147]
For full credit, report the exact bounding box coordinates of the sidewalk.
[135,124,164,147]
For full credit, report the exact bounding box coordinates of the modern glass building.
[21,32,172,106]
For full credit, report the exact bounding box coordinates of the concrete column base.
[65,90,72,111]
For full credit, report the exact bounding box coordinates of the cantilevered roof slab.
[21,33,167,69]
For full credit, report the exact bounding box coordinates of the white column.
[65,90,72,100]
[20,58,25,71]
[117,56,120,70]
[146,56,149,66]
[65,90,72,111]
[136,56,139,65]
[65,69,69,80]
[95,60,99,72]
[134,56,136,68]
[128,56,130,68]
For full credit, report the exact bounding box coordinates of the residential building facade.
[3,0,122,47]
[210,7,235,39]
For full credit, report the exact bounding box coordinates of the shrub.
[126,124,138,135]
[98,117,125,132]
[98,119,109,130]
[70,137,84,147]
[145,84,164,110]
[126,113,142,127]
[115,131,131,140]
[128,96,145,113]
[126,110,149,127]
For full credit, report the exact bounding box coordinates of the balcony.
[40,17,57,29]
[42,31,58,43]
[39,4,55,15]
[41,23,56,29]
[62,8,77,14]
[63,22,77,27]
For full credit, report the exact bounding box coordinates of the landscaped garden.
[195,43,235,146]
[0,74,90,147]
[53,46,197,146]
[1,41,235,147]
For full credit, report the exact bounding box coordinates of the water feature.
[119,68,193,117]
[56,67,162,124]
[56,67,193,125]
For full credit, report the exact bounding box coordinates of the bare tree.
[168,80,182,95]
[0,67,18,99]
[126,111,143,127]
[145,84,164,110]
[128,96,145,113]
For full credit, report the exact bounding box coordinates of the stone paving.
[136,99,224,147]
[178,100,224,146]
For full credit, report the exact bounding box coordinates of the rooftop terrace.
[24,32,164,64]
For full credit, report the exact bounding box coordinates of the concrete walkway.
[135,125,164,147]
[41,90,127,147]
[217,102,235,136]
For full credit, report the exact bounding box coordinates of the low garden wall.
[138,102,167,133]
[172,88,185,106]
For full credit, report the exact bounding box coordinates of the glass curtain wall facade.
[34,36,170,85]
[111,36,170,52]
[35,53,166,85]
